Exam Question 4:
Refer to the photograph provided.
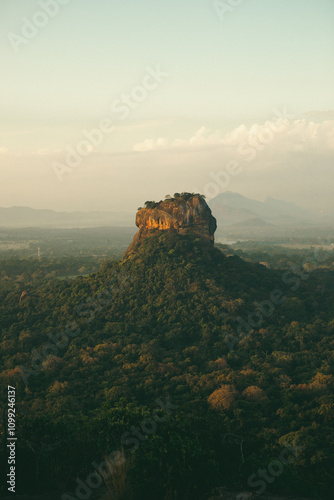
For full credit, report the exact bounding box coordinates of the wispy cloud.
[133,119,334,153]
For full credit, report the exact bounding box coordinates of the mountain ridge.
[209,191,333,230]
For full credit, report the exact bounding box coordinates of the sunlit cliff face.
[141,214,174,231]
[125,194,217,255]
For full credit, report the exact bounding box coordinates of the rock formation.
[125,193,217,254]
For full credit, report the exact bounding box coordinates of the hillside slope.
[0,232,333,499]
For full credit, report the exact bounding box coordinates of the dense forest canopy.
[0,232,333,499]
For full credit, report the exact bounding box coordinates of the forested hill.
[0,232,333,499]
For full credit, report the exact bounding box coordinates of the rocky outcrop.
[125,194,217,254]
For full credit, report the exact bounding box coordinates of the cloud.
[133,126,225,151]
[133,118,334,154]
[134,137,169,152]
[1,115,334,214]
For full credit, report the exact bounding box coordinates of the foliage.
[0,232,333,498]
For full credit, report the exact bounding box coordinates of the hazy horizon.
[0,189,331,216]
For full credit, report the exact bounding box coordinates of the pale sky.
[0,0,333,214]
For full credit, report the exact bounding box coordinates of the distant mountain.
[0,206,134,228]
[209,192,330,232]
[230,217,274,228]
[264,196,317,220]
[207,204,256,227]
[210,191,270,217]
